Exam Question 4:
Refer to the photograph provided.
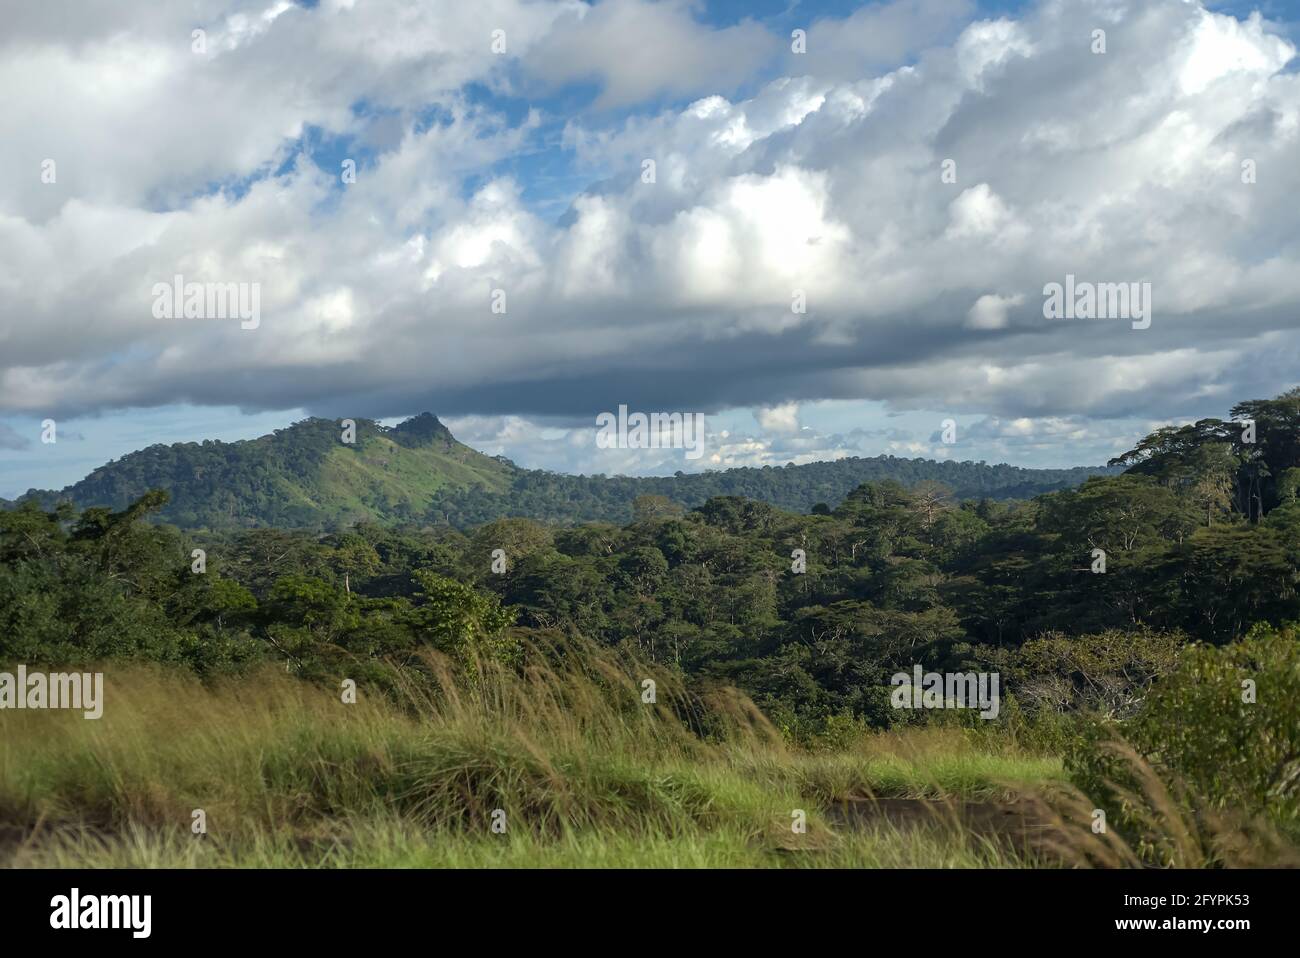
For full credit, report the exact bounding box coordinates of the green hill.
[12,413,1116,529]
[427,456,1116,526]
[19,414,513,528]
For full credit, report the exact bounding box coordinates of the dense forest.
[6,413,1114,530]
[422,454,1115,528]
[3,389,1297,739]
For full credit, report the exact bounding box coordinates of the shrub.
[1067,624,1300,860]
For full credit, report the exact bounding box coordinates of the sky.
[1,0,1299,498]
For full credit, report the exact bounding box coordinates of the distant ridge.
[9,414,1117,529]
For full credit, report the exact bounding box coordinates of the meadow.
[4,640,1293,869]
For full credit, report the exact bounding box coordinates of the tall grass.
[0,641,1056,867]
[3,640,1281,868]
[1021,740,1300,868]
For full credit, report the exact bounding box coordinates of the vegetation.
[12,414,514,529]
[9,413,1115,529]
[1067,625,1300,864]
[0,647,1067,868]
[2,388,1298,867]
[2,636,1293,868]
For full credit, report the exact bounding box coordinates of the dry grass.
[1,641,1291,868]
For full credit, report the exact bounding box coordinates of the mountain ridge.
[6,413,1119,529]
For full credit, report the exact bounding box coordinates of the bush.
[1068,624,1300,836]
[978,628,1183,720]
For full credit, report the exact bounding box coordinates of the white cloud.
[945,184,1019,240]
[755,402,801,433]
[791,0,977,80]
[955,16,1035,89]
[965,292,1025,330]
[524,0,779,108]
[1,0,1298,459]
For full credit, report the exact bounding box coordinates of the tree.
[632,494,684,523]
[407,570,518,672]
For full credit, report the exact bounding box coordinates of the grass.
[314,436,512,516]
[7,817,1044,868]
[0,641,1278,868]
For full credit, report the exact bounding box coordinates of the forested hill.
[426,456,1116,527]
[8,413,1116,530]
[13,415,516,529]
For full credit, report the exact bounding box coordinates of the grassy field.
[0,644,1277,869]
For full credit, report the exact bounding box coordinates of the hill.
[11,413,1116,529]
[426,455,1115,526]
[17,414,513,528]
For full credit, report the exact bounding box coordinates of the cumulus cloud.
[965,292,1025,330]
[447,408,865,476]
[786,0,980,80]
[0,0,568,220]
[755,402,801,434]
[1,0,1298,456]
[525,0,780,108]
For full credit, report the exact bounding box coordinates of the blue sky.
[2,0,1299,497]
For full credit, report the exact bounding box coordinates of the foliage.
[13,413,1116,530]
[1067,625,1300,863]
[4,383,1300,867]
[2,388,1298,748]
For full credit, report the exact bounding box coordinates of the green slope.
[20,414,513,529]
[11,412,1116,530]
